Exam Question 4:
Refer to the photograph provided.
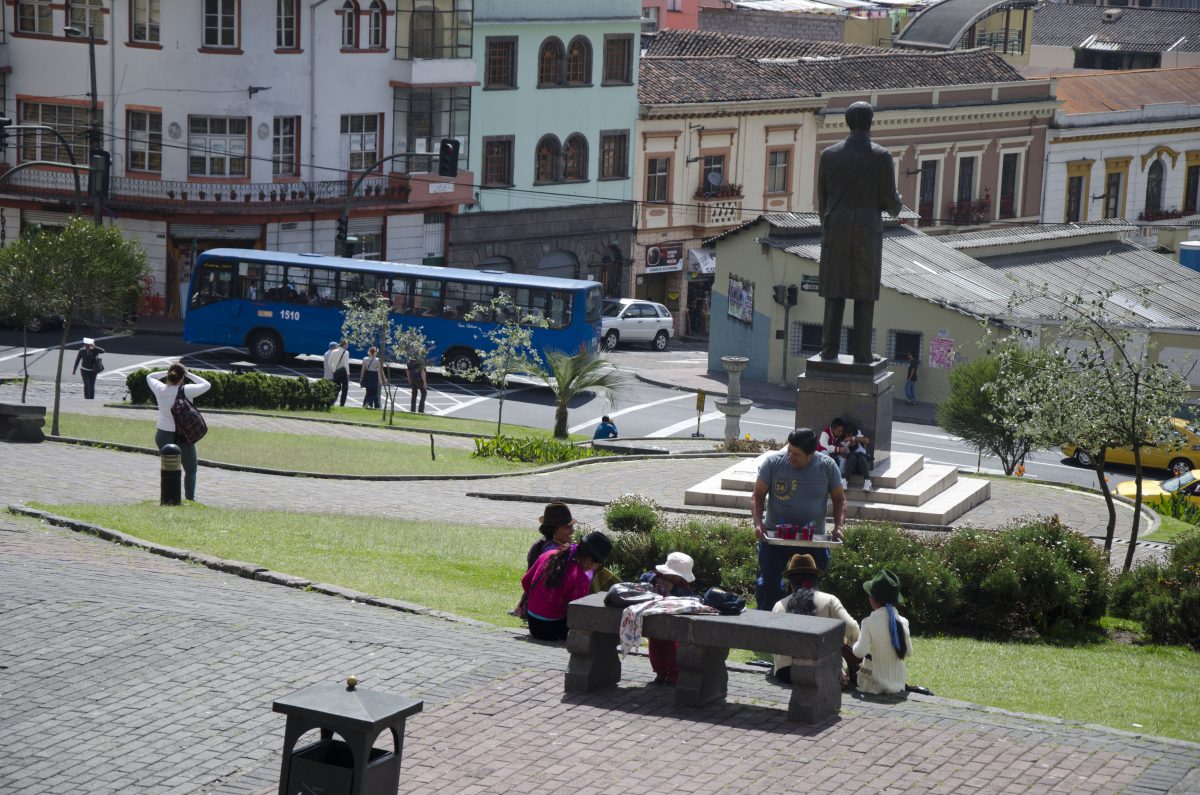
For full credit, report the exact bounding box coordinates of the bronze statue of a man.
[817,102,902,363]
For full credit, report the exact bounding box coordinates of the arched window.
[535,135,561,183]
[369,1,385,49]
[538,38,565,87]
[341,1,358,48]
[563,134,587,181]
[565,37,591,84]
[1145,159,1164,215]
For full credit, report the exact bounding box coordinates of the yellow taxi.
[1115,469,1200,507]
[1064,418,1200,472]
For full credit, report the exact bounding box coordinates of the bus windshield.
[183,249,605,370]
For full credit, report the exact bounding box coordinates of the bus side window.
[238,263,262,300]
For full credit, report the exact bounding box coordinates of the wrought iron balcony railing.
[0,167,411,213]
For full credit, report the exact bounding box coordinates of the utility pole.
[66,23,106,225]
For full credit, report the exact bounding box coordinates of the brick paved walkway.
[2,518,1198,794]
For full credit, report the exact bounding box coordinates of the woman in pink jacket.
[522,531,612,642]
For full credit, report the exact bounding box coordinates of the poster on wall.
[645,242,684,274]
[929,335,954,368]
[727,274,754,326]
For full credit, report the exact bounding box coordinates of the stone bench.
[564,592,844,723]
[0,402,46,443]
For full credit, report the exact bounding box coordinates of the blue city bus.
[182,248,604,370]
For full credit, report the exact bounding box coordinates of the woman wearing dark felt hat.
[526,502,576,569]
[772,554,860,686]
[851,569,912,695]
[521,530,613,641]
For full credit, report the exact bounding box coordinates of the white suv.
[601,298,673,351]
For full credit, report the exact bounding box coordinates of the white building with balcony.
[0,0,476,320]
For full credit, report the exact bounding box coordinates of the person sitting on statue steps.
[817,101,903,363]
[839,421,874,492]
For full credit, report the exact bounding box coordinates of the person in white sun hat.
[638,552,697,685]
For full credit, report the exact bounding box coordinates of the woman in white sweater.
[146,363,211,501]
[852,569,912,695]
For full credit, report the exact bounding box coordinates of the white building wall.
[387,214,426,262]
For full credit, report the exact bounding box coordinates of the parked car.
[1063,418,1200,472]
[1114,468,1200,507]
[1,311,63,334]
[601,298,673,351]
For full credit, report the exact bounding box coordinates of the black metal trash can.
[273,677,423,795]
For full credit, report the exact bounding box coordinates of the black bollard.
[160,443,182,505]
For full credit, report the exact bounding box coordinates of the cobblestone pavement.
[2,517,1199,795]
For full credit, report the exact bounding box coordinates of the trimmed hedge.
[126,368,336,411]
[609,517,759,598]
[1111,529,1200,650]
[472,435,606,464]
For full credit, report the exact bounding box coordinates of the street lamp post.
[64,24,105,225]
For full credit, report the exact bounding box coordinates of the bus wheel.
[444,348,479,378]
[248,330,284,364]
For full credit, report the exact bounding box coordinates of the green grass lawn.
[1141,515,1196,543]
[58,413,531,476]
[33,501,1200,743]
[213,405,584,440]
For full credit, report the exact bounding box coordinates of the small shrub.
[125,368,336,411]
[824,523,960,631]
[471,435,604,464]
[1111,529,1200,649]
[604,494,662,534]
[1149,492,1200,524]
[715,436,781,454]
[608,517,758,597]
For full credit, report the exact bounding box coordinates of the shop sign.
[645,242,684,273]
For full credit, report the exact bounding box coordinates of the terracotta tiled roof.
[639,48,1027,104]
[642,28,887,59]
[1053,66,1200,114]
[1032,3,1200,53]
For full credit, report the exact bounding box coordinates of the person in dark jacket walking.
[72,338,105,399]
[817,102,903,362]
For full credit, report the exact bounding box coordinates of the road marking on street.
[566,392,696,434]
[646,411,723,438]
[437,385,536,416]
[102,347,238,378]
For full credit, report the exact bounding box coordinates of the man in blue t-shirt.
[751,427,846,611]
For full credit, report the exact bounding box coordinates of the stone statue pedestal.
[796,354,893,466]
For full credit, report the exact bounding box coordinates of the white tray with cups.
[763,526,843,548]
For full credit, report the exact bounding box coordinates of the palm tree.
[540,350,629,439]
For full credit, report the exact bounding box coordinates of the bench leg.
[564,629,621,693]
[786,651,842,723]
[674,643,728,708]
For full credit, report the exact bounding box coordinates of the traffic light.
[786,284,798,307]
[773,285,787,306]
[335,213,349,255]
[437,138,460,178]
[88,151,111,198]
[0,117,11,154]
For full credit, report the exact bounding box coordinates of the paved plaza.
[0,386,1196,793]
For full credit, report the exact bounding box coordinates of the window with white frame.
[69,0,105,37]
[646,156,670,203]
[369,1,385,49]
[132,0,161,43]
[203,0,238,48]
[188,116,248,176]
[272,116,298,177]
[767,149,789,194]
[341,114,378,172]
[277,0,298,48]
[341,1,358,48]
[16,0,53,34]
[20,102,89,164]
[128,110,163,173]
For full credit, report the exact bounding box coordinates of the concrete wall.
[698,7,845,41]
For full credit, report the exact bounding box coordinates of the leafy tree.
[937,344,1048,476]
[0,233,58,403]
[539,350,629,439]
[464,294,548,436]
[340,290,432,424]
[3,219,148,434]
[1011,287,1188,572]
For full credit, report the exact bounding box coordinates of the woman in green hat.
[851,569,912,695]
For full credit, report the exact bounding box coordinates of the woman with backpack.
[147,363,211,501]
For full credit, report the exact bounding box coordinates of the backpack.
[701,587,746,616]
[604,582,658,608]
[171,385,208,445]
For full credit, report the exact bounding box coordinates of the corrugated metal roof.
[939,219,1137,251]
[896,0,1037,50]
[1053,66,1200,115]
[745,219,1200,329]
